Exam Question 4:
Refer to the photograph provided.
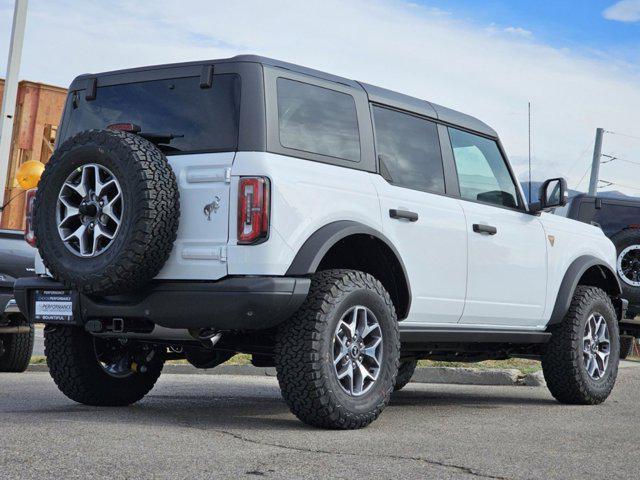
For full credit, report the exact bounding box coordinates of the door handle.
[473,223,497,235]
[389,209,419,222]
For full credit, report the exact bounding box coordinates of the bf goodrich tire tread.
[275,269,400,429]
[394,360,418,391]
[542,286,619,405]
[0,321,34,373]
[44,326,162,406]
[35,129,179,295]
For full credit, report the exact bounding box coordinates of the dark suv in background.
[558,194,640,356]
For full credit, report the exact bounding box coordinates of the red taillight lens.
[24,188,37,247]
[106,123,141,133]
[238,177,270,244]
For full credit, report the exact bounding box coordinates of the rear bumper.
[14,276,310,331]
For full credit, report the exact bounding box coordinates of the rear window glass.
[277,78,360,162]
[62,74,240,154]
[373,106,445,194]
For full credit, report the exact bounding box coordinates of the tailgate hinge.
[219,246,228,263]
[225,167,231,184]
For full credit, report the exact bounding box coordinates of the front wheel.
[542,286,619,405]
[276,270,400,429]
[44,326,163,406]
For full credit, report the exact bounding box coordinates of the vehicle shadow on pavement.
[10,389,558,435]
[390,388,558,407]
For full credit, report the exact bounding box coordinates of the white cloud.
[1,0,639,194]
[504,26,533,38]
[603,0,640,22]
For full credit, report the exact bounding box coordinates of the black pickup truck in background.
[0,229,36,372]
[556,194,640,357]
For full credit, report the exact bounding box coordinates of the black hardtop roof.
[70,54,498,138]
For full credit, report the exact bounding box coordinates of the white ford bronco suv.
[14,56,627,429]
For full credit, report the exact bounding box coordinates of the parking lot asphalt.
[1,365,639,480]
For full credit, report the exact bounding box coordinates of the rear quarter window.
[62,74,240,155]
[276,78,360,162]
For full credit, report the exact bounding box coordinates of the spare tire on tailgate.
[35,129,179,295]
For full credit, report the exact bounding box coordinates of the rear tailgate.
[156,152,233,280]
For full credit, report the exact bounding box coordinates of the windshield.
[62,74,240,154]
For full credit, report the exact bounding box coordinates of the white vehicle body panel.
[538,212,617,325]
[155,152,234,281]
[228,151,382,276]
[458,199,548,327]
[370,175,467,324]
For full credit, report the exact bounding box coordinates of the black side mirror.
[531,178,568,214]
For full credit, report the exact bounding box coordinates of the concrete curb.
[26,363,547,387]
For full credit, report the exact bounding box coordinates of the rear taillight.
[106,123,141,133]
[237,177,270,244]
[24,188,37,247]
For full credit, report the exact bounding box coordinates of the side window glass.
[372,106,445,194]
[449,128,520,209]
[277,78,360,162]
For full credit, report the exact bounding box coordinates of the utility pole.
[528,101,532,203]
[588,127,605,197]
[0,0,28,221]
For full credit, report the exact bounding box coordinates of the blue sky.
[422,0,639,57]
[0,0,639,195]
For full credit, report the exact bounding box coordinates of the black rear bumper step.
[14,276,311,331]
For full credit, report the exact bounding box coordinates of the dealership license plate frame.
[33,290,75,324]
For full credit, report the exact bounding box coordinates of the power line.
[566,140,595,179]
[599,179,640,193]
[575,164,592,189]
[605,130,640,141]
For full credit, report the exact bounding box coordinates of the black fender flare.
[285,221,411,318]
[548,255,622,326]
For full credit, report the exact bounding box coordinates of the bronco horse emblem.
[203,196,221,221]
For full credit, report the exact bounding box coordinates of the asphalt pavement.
[1,363,639,479]
[33,326,43,356]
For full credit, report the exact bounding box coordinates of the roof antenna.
[528,101,532,204]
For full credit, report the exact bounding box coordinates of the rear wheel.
[394,360,417,391]
[276,270,400,429]
[0,320,34,373]
[542,286,619,405]
[44,326,163,406]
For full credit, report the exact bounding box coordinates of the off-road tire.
[394,360,417,391]
[35,129,179,295]
[542,286,619,405]
[44,326,163,406]
[275,269,400,429]
[0,320,34,372]
[620,335,635,360]
[611,229,640,309]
